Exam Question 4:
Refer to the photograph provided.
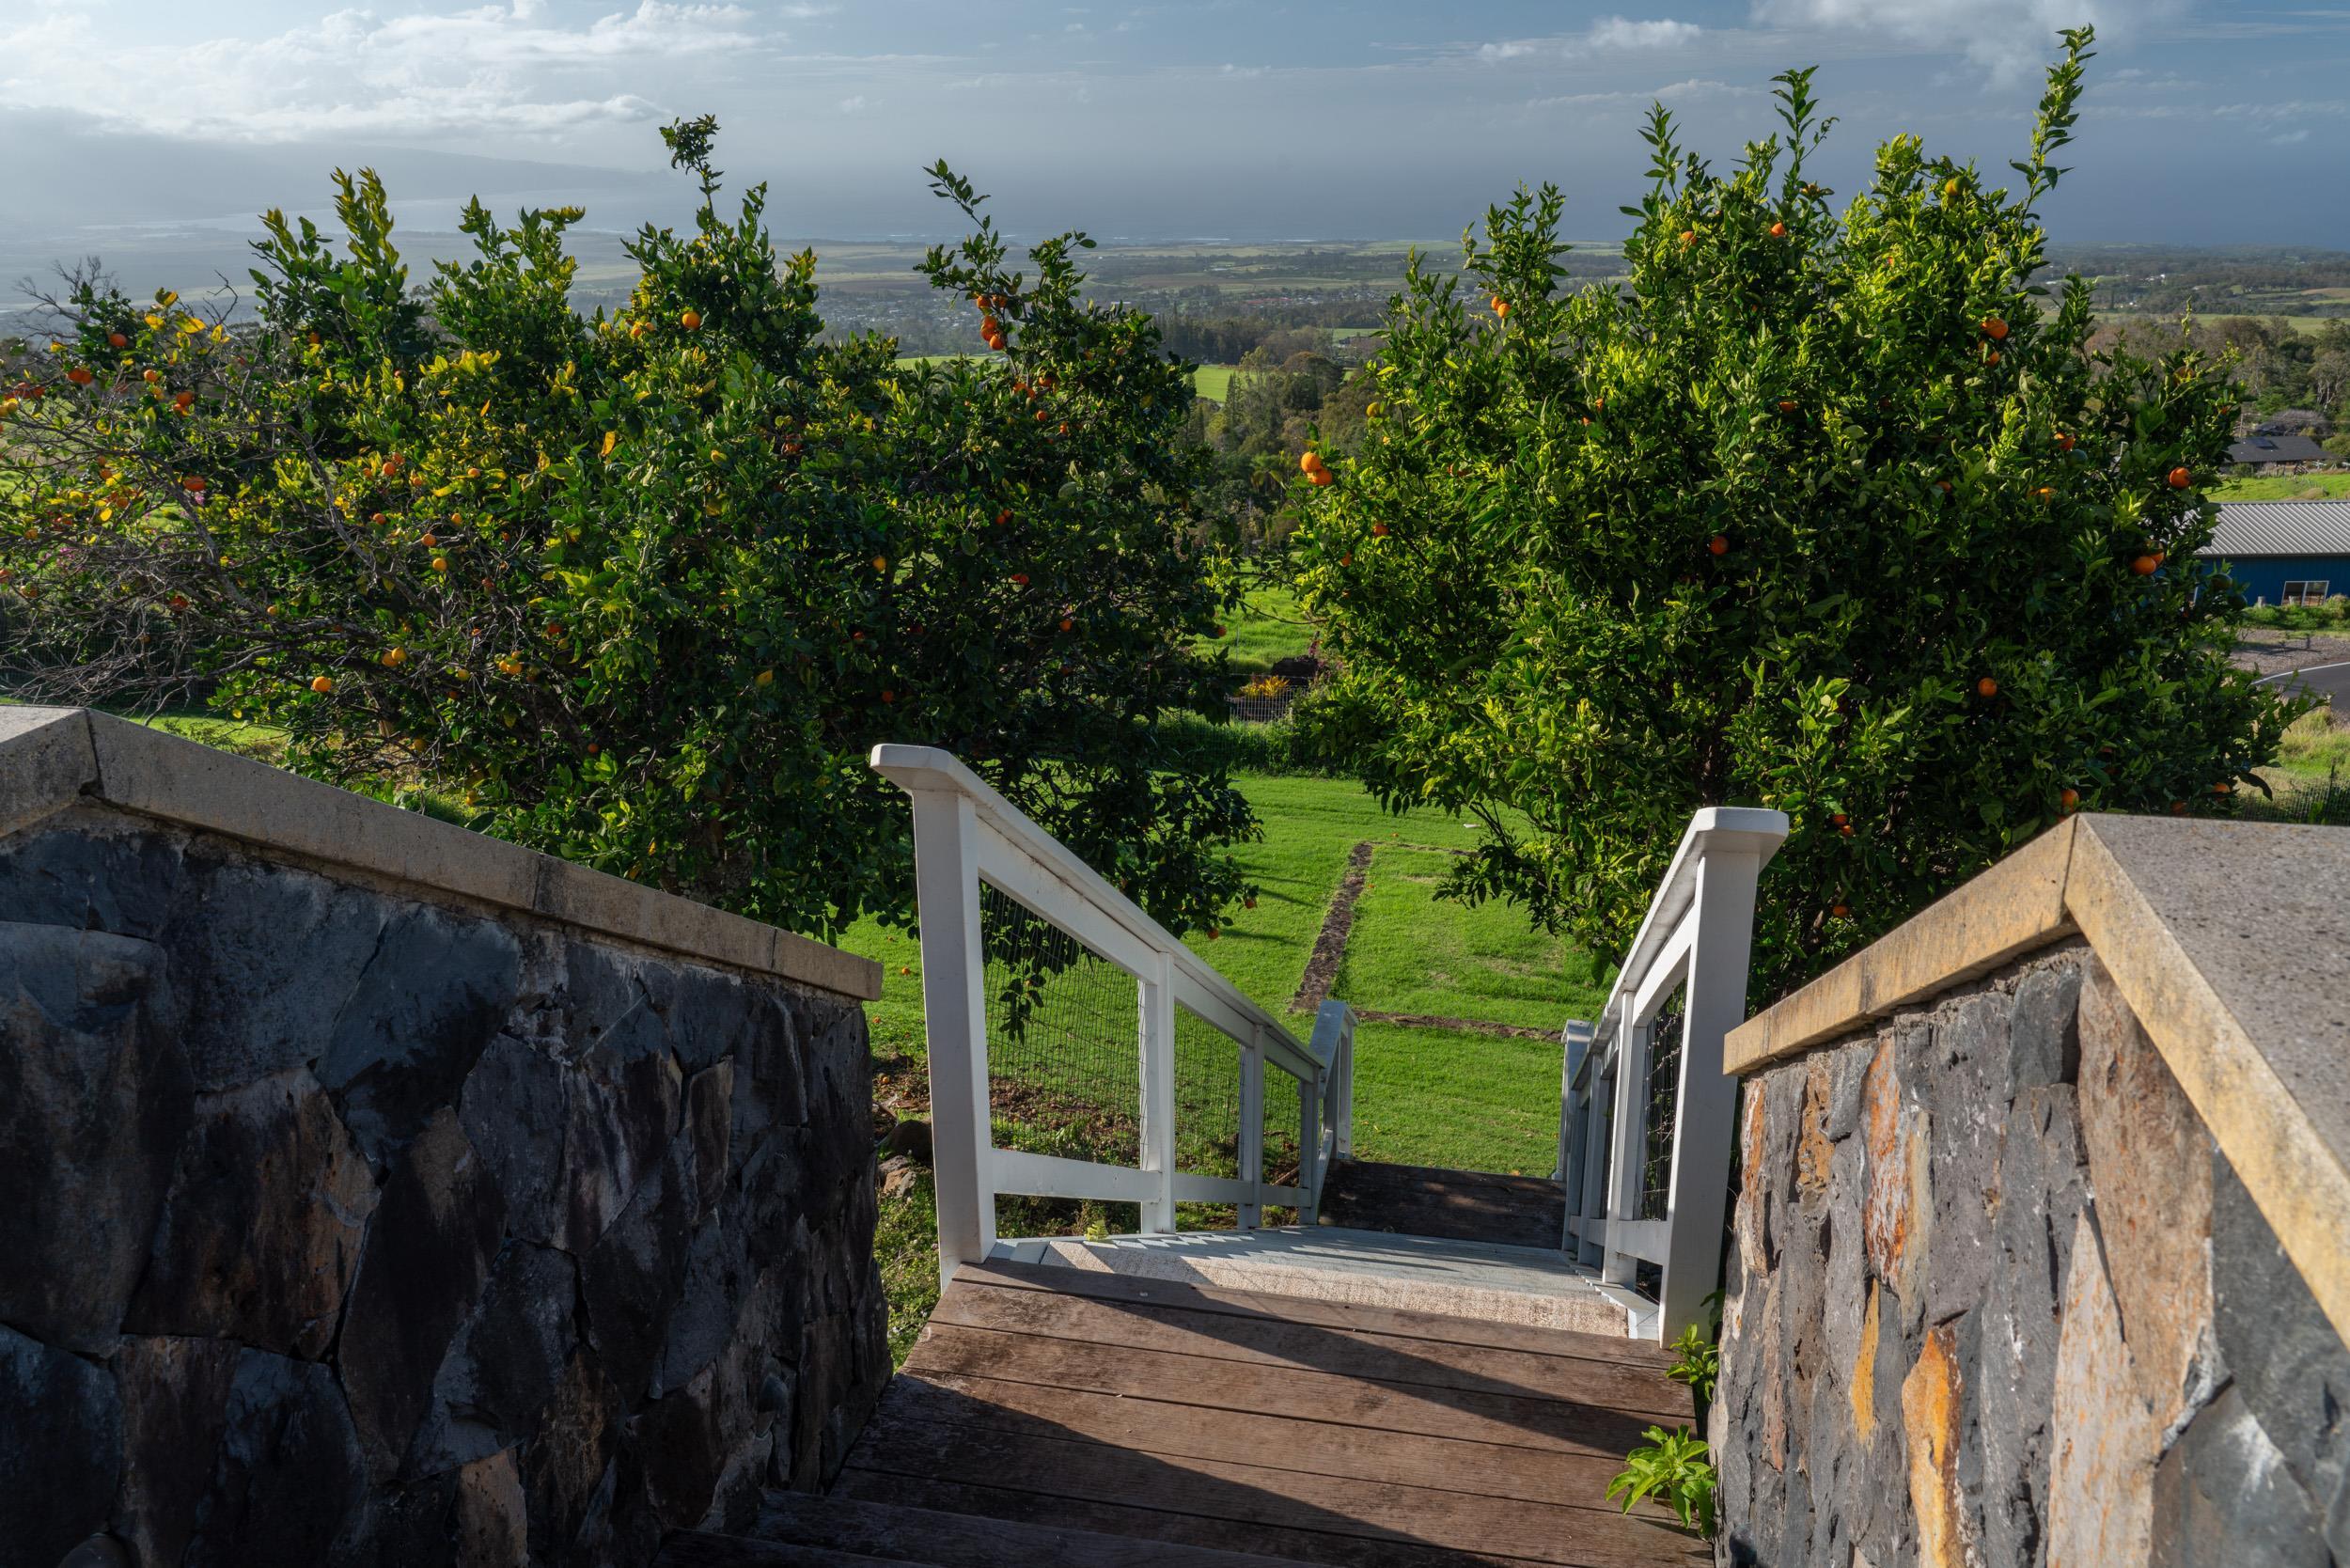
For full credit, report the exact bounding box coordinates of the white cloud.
[838,94,871,113]
[1473,15,1704,64]
[1583,17,1705,51]
[0,2,765,142]
[1749,0,2175,83]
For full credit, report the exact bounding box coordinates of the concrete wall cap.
[1,707,880,1001]
[1730,810,2350,1349]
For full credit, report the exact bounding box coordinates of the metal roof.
[2201,500,2350,558]
[2227,432,2331,464]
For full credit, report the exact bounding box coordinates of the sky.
[1,0,2346,247]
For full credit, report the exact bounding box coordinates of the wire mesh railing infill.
[1638,984,1686,1223]
[979,883,1141,1167]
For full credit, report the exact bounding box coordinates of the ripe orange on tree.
[680,309,702,330]
[1769,221,1788,238]
[1300,450,1326,476]
[309,675,335,694]
[1981,317,2009,339]
[2059,787,2078,811]
[1708,535,1729,556]
[1977,676,1999,698]
[2168,466,2193,489]
[107,332,128,349]
[2131,555,2160,575]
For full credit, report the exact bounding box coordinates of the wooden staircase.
[661,1180,1709,1568]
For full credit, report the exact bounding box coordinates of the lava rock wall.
[0,804,888,1568]
[1716,941,2349,1567]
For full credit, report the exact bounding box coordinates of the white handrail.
[1560,807,1786,1341]
[870,745,1354,1286]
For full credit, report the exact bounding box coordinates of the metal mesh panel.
[1172,1010,1241,1179]
[979,883,1140,1166]
[1259,1065,1303,1214]
[1638,985,1686,1222]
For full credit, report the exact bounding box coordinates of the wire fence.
[980,883,1141,1166]
[1638,985,1686,1223]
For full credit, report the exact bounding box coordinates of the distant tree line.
[2058,244,2350,320]
[2094,316,2350,447]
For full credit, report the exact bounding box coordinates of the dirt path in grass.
[1290,840,1373,1014]
[1289,839,1561,1043]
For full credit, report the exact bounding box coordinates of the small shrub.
[1607,1425,1717,1536]
[1665,1320,1721,1422]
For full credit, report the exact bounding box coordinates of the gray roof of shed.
[2199,500,2350,558]
[2228,432,2331,464]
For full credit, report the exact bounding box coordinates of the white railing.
[1560,808,1787,1341]
[871,745,1356,1287]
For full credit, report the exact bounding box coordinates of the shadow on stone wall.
[1716,941,2350,1567]
[0,805,888,1568]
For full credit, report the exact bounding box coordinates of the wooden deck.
[666,1240,1706,1568]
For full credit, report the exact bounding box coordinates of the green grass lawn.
[2215,472,2350,501]
[1206,582,1314,673]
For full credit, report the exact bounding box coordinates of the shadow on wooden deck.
[665,1233,1705,1567]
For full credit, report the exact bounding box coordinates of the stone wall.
[1715,940,2350,1567]
[1,803,889,1568]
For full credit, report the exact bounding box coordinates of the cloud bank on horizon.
[1,0,2342,244]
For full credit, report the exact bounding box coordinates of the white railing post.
[1600,993,1647,1288]
[1575,806,1786,1338]
[903,788,996,1288]
[1557,1018,1592,1183]
[1576,1079,1611,1267]
[1238,1026,1265,1229]
[1138,950,1178,1234]
[1326,1003,1355,1161]
[1657,842,1768,1340]
[1297,1061,1324,1224]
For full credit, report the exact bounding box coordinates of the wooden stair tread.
[729,1490,1319,1566]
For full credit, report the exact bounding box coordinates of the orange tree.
[1289,30,2297,996]
[0,121,1253,940]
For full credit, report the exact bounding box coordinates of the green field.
[1208,582,1314,673]
[2215,472,2350,501]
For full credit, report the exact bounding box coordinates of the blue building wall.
[2200,553,2350,605]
